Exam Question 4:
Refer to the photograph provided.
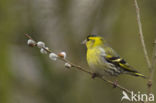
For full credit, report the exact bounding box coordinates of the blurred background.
[0,0,156,103]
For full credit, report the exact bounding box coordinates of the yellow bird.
[83,35,146,78]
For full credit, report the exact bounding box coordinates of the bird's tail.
[125,69,147,79]
[132,72,147,79]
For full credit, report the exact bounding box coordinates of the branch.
[134,0,155,102]
[134,0,151,69]
[150,40,156,79]
[147,40,156,93]
[25,34,132,94]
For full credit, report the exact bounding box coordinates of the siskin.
[83,35,146,78]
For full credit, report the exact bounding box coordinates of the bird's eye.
[87,38,90,41]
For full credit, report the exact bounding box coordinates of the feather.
[104,55,146,78]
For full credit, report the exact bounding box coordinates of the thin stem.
[150,40,156,79]
[147,40,156,93]
[134,1,155,103]
[134,0,151,69]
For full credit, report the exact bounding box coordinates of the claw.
[92,73,98,79]
[113,80,118,88]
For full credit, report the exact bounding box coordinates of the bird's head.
[82,35,105,49]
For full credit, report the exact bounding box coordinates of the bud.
[58,51,66,59]
[49,53,58,61]
[37,41,45,48]
[27,39,36,47]
[65,63,71,68]
[40,47,48,54]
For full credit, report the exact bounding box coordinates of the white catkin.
[49,53,58,61]
[60,51,67,59]
[37,41,45,48]
[27,39,36,45]
[65,63,71,68]
[40,48,48,54]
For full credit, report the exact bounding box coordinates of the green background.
[0,0,156,103]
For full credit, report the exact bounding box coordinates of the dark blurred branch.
[25,34,132,95]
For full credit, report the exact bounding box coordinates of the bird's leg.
[113,80,118,88]
[91,73,98,79]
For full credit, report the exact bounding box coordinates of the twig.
[134,0,151,69]
[150,40,156,79]
[25,34,132,94]
[134,1,155,103]
[63,59,132,94]
[147,40,156,93]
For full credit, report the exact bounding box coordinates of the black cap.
[87,34,98,41]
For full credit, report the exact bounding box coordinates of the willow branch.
[25,34,132,94]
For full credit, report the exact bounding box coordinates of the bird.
[82,34,146,78]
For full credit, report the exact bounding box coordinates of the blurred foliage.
[0,0,156,103]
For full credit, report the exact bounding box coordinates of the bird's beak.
[81,39,87,45]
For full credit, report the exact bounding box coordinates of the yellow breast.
[87,47,102,67]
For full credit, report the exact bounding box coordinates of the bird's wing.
[101,46,135,72]
[104,54,138,73]
[100,45,146,78]
[100,45,138,72]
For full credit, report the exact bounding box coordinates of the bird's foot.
[91,73,98,79]
[113,80,118,88]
